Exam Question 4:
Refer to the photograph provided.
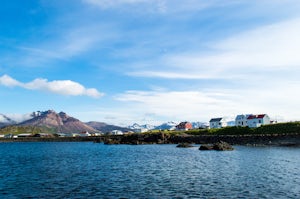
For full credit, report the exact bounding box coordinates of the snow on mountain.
[191,122,209,129]
[128,121,210,131]
[128,123,156,130]
[154,121,177,130]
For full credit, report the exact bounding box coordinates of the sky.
[1,0,300,126]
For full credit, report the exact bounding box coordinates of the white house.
[235,114,252,127]
[247,114,270,128]
[79,131,92,137]
[134,128,149,133]
[111,130,123,135]
[209,118,227,129]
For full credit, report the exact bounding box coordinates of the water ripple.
[0,143,299,198]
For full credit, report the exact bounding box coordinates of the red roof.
[247,114,266,120]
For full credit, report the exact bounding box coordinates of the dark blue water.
[0,142,299,198]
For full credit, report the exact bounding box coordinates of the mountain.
[19,110,99,134]
[128,123,156,130]
[154,122,177,130]
[0,114,16,128]
[86,121,132,133]
[191,122,209,129]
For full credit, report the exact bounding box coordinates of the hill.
[86,121,132,133]
[18,110,99,134]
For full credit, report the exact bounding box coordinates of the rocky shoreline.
[100,133,300,147]
[0,133,299,147]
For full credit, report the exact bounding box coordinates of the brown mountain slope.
[19,110,100,134]
[86,121,132,133]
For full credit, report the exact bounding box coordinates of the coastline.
[1,133,299,147]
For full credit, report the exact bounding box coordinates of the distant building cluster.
[209,114,271,129]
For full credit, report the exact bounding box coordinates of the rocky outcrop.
[176,143,194,148]
[199,144,214,150]
[199,141,234,151]
[94,133,300,147]
[213,141,234,151]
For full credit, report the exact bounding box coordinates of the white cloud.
[128,18,300,80]
[0,74,21,87]
[0,74,103,98]
[114,82,300,123]
[121,18,300,123]
[115,90,238,122]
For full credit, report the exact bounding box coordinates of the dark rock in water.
[104,139,121,145]
[199,141,234,151]
[213,141,234,151]
[199,144,214,150]
[176,143,194,148]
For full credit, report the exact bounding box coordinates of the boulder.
[176,143,194,148]
[199,141,234,151]
[104,139,120,145]
[213,141,234,151]
[199,144,214,150]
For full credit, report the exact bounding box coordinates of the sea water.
[0,142,299,198]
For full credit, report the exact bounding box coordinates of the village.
[105,113,274,135]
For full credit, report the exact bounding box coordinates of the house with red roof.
[176,122,193,131]
[246,114,270,128]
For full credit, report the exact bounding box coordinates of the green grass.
[184,122,300,135]
[0,125,55,135]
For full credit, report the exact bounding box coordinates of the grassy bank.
[183,122,300,136]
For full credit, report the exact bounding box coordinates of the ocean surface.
[0,142,299,199]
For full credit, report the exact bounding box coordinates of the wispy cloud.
[17,24,118,65]
[83,0,217,13]
[0,74,103,98]
[115,90,238,122]
[115,81,300,123]
[0,113,33,123]
[128,18,300,80]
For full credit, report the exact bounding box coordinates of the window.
[258,120,261,123]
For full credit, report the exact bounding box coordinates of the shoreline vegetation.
[0,122,299,147]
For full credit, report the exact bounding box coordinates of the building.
[247,114,270,128]
[110,130,123,135]
[235,114,252,127]
[176,122,193,131]
[79,131,92,137]
[209,118,227,129]
[134,128,149,133]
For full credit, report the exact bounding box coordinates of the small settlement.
[209,114,271,129]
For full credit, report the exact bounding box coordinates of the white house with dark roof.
[235,114,252,127]
[247,114,270,128]
[209,117,227,129]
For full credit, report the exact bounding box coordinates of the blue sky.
[1,0,300,125]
